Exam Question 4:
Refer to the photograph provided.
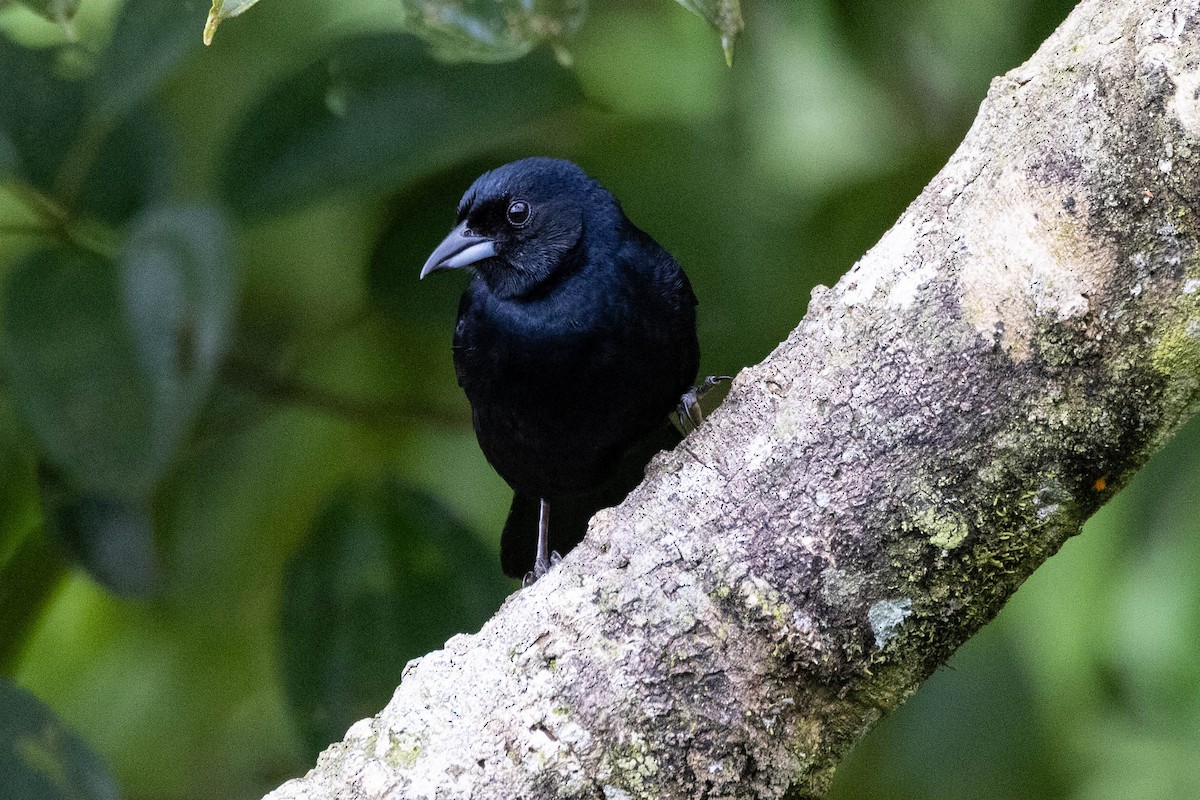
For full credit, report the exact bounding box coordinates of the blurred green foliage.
[10,0,81,28]
[0,679,119,800]
[281,476,509,760]
[0,0,1196,798]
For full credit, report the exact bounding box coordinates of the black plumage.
[420,157,699,581]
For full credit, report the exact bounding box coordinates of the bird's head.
[419,157,613,298]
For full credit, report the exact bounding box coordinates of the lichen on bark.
[265,1,1200,798]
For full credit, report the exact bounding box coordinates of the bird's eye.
[506,199,531,228]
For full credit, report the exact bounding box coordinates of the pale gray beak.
[420,222,497,279]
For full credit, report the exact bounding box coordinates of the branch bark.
[267,0,1200,797]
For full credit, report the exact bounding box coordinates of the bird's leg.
[674,375,733,435]
[536,498,551,573]
[522,498,562,587]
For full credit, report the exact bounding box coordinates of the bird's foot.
[674,375,733,435]
[521,550,563,588]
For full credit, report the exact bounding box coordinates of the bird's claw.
[674,375,733,435]
[521,550,563,588]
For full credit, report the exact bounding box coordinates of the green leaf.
[38,466,159,597]
[2,206,234,497]
[203,0,262,46]
[674,0,742,66]
[0,35,86,190]
[219,33,582,219]
[400,0,585,63]
[0,528,66,674]
[0,37,177,225]
[3,207,231,595]
[91,0,209,123]
[0,449,64,673]
[0,681,119,800]
[77,108,176,225]
[0,132,19,177]
[0,429,38,570]
[3,249,162,496]
[120,205,236,443]
[13,0,81,27]
[281,477,509,756]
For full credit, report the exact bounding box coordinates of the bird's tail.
[499,422,682,579]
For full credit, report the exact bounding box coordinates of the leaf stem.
[1,180,118,259]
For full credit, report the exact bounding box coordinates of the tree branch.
[265,0,1200,796]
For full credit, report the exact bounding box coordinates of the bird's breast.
[450,254,696,498]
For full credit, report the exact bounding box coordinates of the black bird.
[421,157,700,583]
